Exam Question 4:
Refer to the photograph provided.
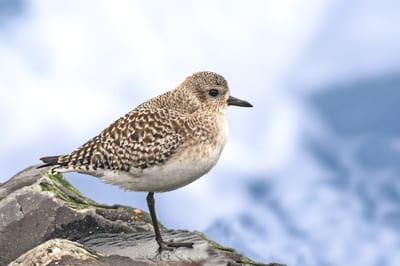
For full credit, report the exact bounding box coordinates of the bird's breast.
[95,113,228,192]
[99,115,229,192]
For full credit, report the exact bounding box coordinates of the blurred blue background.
[1,1,400,265]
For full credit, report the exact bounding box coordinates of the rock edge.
[0,165,285,266]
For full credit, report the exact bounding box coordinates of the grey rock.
[9,238,150,266]
[0,165,284,266]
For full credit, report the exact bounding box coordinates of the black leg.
[146,192,193,251]
[146,192,167,249]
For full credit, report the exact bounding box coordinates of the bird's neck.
[168,87,202,113]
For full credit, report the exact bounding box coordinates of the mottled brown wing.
[58,107,183,171]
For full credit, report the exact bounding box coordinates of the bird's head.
[181,71,253,112]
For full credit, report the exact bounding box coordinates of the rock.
[0,165,285,266]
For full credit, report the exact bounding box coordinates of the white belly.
[96,118,228,192]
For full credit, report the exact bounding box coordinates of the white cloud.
[0,0,331,177]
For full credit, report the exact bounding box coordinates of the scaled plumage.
[39,71,252,250]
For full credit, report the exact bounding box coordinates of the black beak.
[227,96,253,107]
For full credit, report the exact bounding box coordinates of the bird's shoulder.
[100,105,186,142]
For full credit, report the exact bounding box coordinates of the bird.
[39,71,252,251]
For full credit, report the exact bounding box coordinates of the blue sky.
[1,1,400,265]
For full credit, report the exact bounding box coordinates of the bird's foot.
[158,239,193,251]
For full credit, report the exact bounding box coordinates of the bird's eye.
[208,89,219,97]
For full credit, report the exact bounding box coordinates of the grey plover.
[39,71,252,251]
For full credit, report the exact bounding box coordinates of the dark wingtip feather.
[40,155,61,164]
[37,155,63,169]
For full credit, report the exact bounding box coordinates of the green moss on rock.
[40,172,100,210]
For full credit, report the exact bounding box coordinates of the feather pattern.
[39,71,243,192]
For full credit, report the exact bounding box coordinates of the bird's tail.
[38,155,63,169]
